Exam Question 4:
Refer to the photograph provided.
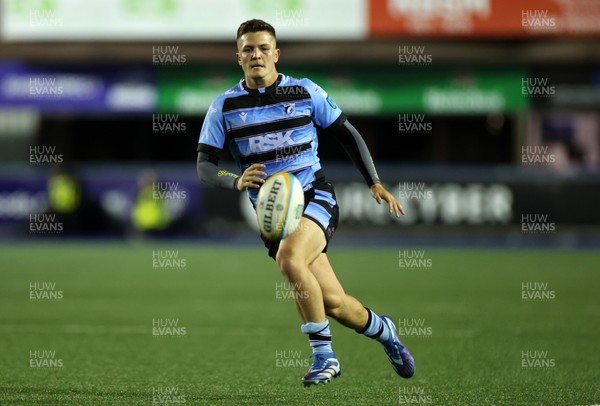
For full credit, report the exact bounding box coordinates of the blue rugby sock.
[357,308,392,343]
[301,320,333,354]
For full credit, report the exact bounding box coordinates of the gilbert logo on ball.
[256,172,304,240]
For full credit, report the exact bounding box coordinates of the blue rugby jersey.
[198,73,343,205]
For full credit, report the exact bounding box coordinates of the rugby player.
[197,19,414,386]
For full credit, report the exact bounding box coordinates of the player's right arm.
[196,99,266,191]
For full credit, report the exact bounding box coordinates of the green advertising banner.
[157,69,241,115]
[2,0,365,41]
[158,66,529,115]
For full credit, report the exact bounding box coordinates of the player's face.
[236,31,280,88]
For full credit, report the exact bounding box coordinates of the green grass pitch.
[0,243,599,405]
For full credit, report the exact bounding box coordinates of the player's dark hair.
[237,19,276,40]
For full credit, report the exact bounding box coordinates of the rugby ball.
[256,172,304,240]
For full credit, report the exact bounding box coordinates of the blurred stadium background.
[1,0,600,404]
[0,0,599,245]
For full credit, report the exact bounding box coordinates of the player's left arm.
[307,79,403,216]
[326,117,404,217]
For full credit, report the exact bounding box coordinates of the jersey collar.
[241,73,283,95]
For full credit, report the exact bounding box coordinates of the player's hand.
[370,183,404,217]
[236,164,267,191]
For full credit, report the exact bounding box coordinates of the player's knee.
[275,247,307,279]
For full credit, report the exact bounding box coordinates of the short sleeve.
[198,98,226,149]
[304,79,342,129]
